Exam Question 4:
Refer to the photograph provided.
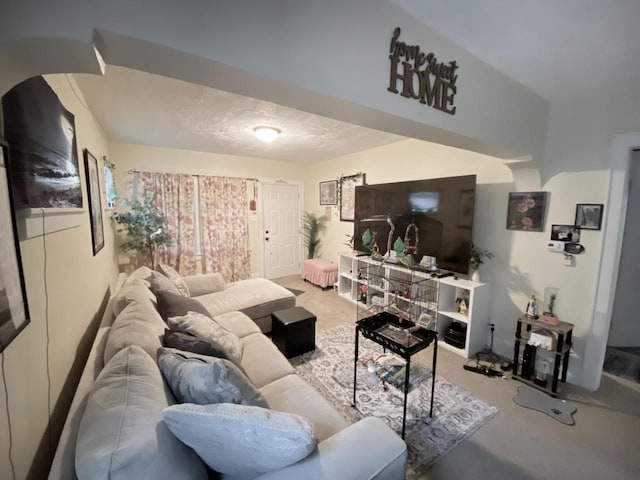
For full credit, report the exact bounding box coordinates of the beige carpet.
[274,275,640,480]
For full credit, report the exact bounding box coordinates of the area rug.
[513,385,577,425]
[290,324,499,479]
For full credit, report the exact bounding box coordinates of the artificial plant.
[303,212,328,259]
[114,191,172,267]
[469,243,494,271]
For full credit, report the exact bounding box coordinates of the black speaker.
[444,322,467,349]
[521,344,537,380]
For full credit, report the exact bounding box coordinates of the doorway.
[262,183,302,279]
[604,149,640,382]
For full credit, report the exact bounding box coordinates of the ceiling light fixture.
[253,126,281,143]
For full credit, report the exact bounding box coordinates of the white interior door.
[262,183,301,279]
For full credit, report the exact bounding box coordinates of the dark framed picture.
[2,76,82,208]
[575,204,604,230]
[319,180,337,205]
[84,149,105,255]
[551,224,580,243]
[339,172,366,221]
[506,191,547,232]
[0,142,30,352]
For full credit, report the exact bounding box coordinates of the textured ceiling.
[73,67,404,163]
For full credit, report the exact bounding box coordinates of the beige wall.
[109,142,307,276]
[0,75,119,479]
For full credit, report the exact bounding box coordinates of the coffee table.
[352,311,438,438]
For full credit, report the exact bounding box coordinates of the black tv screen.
[354,175,476,274]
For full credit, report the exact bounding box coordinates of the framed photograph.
[575,204,604,230]
[0,142,30,353]
[506,191,547,232]
[551,224,580,243]
[319,180,337,205]
[84,149,105,255]
[339,172,366,221]
[2,76,82,208]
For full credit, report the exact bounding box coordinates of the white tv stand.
[337,252,491,359]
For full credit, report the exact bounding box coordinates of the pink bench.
[302,258,338,289]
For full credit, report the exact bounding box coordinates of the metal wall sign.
[387,27,459,115]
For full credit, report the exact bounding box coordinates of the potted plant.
[303,212,328,259]
[469,243,494,282]
[114,192,172,268]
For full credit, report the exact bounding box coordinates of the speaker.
[521,344,537,380]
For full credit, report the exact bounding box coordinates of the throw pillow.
[150,271,182,297]
[157,263,190,297]
[156,290,212,321]
[75,345,207,480]
[163,329,229,359]
[162,403,317,476]
[166,311,243,366]
[157,347,267,407]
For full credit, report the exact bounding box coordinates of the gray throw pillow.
[157,347,268,407]
[150,271,182,297]
[166,311,243,366]
[156,290,212,321]
[163,330,229,359]
[157,263,190,297]
[162,403,317,476]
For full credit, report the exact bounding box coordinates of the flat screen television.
[353,175,476,274]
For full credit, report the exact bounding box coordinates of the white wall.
[0,0,548,163]
[608,150,640,347]
[110,142,307,276]
[0,75,119,479]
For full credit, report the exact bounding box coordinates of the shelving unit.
[512,316,574,397]
[338,252,491,358]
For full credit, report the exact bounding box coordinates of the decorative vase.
[471,269,480,283]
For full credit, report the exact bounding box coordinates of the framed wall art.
[0,141,30,352]
[339,172,366,222]
[506,191,547,232]
[2,76,82,209]
[84,149,105,255]
[551,224,580,242]
[575,203,604,230]
[319,180,337,205]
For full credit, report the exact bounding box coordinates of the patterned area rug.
[291,324,499,479]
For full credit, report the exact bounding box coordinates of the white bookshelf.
[337,252,491,358]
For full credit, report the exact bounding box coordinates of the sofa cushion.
[75,345,207,480]
[260,374,348,442]
[104,300,165,364]
[196,278,295,319]
[112,278,157,317]
[156,290,212,320]
[157,347,268,407]
[212,311,261,339]
[157,263,190,296]
[182,272,225,297]
[239,333,295,388]
[167,311,243,367]
[150,270,182,297]
[125,266,154,288]
[162,403,317,476]
[163,330,230,359]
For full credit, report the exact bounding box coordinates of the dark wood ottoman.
[271,306,316,358]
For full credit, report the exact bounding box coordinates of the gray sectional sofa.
[49,267,407,479]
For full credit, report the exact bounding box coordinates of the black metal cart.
[352,312,438,438]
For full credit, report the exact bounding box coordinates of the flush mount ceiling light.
[253,126,281,143]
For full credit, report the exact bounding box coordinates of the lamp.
[253,126,281,143]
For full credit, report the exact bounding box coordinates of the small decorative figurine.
[359,284,368,304]
[525,294,539,319]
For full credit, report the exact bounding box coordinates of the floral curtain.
[140,172,197,275]
[198,176,250,282]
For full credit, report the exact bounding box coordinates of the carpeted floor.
[291,324,498,479]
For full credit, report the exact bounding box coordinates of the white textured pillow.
[162,403,318,476]
[158,263,190,297]
[167,311,243,366]
[76,345,207,480]
[157,348,268,407]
